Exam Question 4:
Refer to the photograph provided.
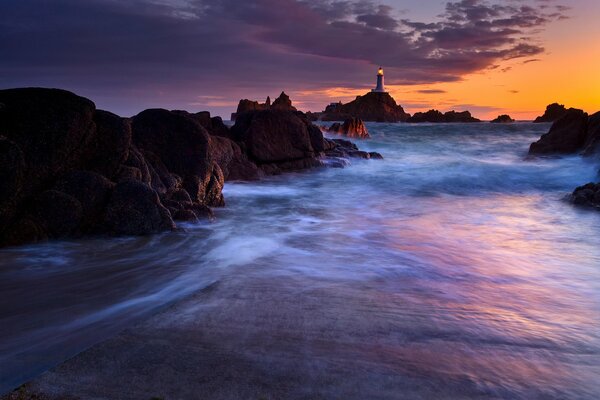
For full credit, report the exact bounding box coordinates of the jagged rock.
[491,114,515,123]
[319,92,409,122]
[103,180,175,235]
[231,91,297,120]
[327,118,370,139]
[407,109,480,123]
[174,110,232,139]
[534,103,568,123]
[271,91,297,111]
[529,109,588,154]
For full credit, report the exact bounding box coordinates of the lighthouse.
[372,66,386,93]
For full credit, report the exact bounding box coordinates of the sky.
[1,0,599,120]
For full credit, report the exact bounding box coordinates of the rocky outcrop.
[582,111,600,156]
[326,118,370,139]
[0,88,382,248]
[529,109,589,154]
[407,109,480,123]
[0,88,222,247]
[231,92,297,121]
[317,92,409,122]
[491,114,515,123]
[534,103,568,123]
[231,110,321,174]
[571,183,600,208]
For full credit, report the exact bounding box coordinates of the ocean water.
[1,122,600,398]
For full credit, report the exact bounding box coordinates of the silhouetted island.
[534,103,568,123]
[230,91,297,121]
[491,114,515,123]
[310,92,410,122]
[406,109,480,123]
[0,88,381,248]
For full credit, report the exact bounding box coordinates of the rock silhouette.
[0,88,381,247]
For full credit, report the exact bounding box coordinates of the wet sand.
[8,268,496,400]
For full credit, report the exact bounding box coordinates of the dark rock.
[529,108,588,154]
[571,182,600,208]
[369,152,384,159]
[170,188,193,203]
[31,190,83,237]
[491,114,515,123]
[103,180,175,236]
[204,163,225,207]
[348,150,371,159]
[331,139,358,151]
[534,103,568,123]
[209,135,261,181]
[54,170,114,231]
[231,91,297,120]
[231,110,317,170]
[583,111,600,156]
[121,145,151,184]
[0,136,25,229]
[172,209,199,222]
[131,109,215,205]
[407,109,480,123]
[0,88,96,199]
[271,91,297,111]
[327,118,370,139]
[320,92,409,122]
[86,110,131,179]
[173,110,232,139]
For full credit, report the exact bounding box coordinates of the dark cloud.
[0,0,567,116]
[416,89,447,94]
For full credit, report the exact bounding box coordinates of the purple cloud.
[0,0,568,116]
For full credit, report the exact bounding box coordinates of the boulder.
[209,135,261,181]
[86,110,131,179]
[30,190,83,237]
[571,183,600,208]
[327,118,370,139]
[491,114,515,123]
[534,103,568,123]
[231,110,317,167]
[0,88,96,199]
[103,180,175,235]
[529,109,588,154]
[0,136,25,229]
[131,109,215,205]
[54,170,115,231]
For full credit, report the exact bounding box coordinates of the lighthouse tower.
[372,66,386,93]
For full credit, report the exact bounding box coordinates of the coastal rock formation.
[491,114,515,123]
[571,183,600,208]
[318,92,410,122]
[529,108,589,154]
[534,103,568,123]
[231,92,297,121]
[407,110,480,123]
[0,88,228,247]
[582,111,600,156]
[0,88,382,247]
[326,118,370,139]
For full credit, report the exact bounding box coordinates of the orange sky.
[292,4,600,121]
